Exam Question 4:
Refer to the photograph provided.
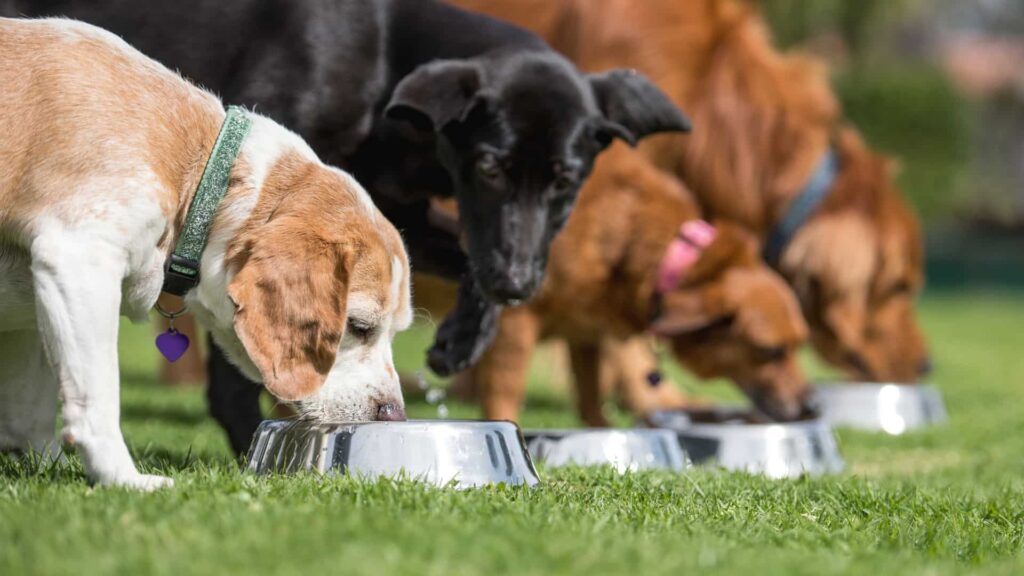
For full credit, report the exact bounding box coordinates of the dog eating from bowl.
[0,18,412,490]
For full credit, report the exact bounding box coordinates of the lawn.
[2,292,1024,575]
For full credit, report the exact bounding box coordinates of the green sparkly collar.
[162,106,252,297]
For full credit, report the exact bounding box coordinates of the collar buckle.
[162,254,201,297]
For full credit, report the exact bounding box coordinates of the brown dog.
[412,277,692,417]
[465,145,809,425]
[452,0,930,384]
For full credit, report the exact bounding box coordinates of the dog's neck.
[578,149,704,330]
[671,2,838,235]
[144,99,225,257]
[182,115,319,334]
[629,195,703,325]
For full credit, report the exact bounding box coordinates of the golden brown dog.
[411,279,692,417]
[453,0,931,384]
[433,145,810,425]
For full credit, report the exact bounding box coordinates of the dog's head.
[651,223,811,421]
[193,141,413,422]
[385,52,690,302]
[782,131,929,383]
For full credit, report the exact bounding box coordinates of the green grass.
[3,293,1024,575]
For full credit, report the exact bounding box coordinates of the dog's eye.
[887,281,913,298]
[347,318,377,341]
[476,153,502,182]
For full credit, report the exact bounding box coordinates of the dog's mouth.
[292,397,406,423]
[742,385,817,422]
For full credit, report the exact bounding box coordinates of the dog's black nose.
[485,274,537,303]
[918,357,934,378]
[375,402,406,422]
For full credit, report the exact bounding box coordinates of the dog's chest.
[119,210,172,322]
[0,243,36,330]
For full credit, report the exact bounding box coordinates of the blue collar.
[762,147,839,267]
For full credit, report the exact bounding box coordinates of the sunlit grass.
[3,292,1024,575]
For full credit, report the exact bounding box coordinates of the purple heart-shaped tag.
[155,329,190,363]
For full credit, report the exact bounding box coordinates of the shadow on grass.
[131,443,238,472]
[118,369,165,387]
[122,403,209,427]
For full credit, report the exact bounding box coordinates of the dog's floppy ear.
[588,70,692,146]
[385,60,484,133]
[227,226,351,401]
[650,289,730,336]
[649,224,758,335]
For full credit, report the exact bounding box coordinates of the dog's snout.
[846,351,873,379]
[375,402,407,422]
[747,387,812,423]
[484,267,538,302]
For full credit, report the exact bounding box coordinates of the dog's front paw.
[108,473,175,491]
[427,306,500,377]
[427,276,502,377]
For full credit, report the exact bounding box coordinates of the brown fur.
[0,19,222,233]
[226,152,407,401]
[411,279,691,414]
[452,0,930,383]
[596,336,693,416]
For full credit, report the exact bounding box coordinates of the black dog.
[8,0,690,453]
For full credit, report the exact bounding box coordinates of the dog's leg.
[427,275,500,376]
[602,337,690,417]
[0,330,61,458]
[206,337,265,457]
[476,308,539,422]
[445,370,479,402]
[569,342,610,427]
[31,235,171,490]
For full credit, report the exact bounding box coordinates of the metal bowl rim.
[523,428,682,438]
[257,419,523,431]
[813,382,941,392]
[679,418,834,436]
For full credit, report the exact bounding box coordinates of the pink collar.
[656,220,716,293]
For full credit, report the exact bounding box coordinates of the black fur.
[7,0,690,453]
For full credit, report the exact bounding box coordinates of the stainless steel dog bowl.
[811,382,948,434]
[522,429,690,473]
[648,408,844,479]
[246,420,540,488]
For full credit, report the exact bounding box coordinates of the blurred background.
[762,0,1024,288]
[386,0,1024,422]
[155,0,1024,423]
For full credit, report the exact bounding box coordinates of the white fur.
[295,254,412,421]
[298,291,405,421]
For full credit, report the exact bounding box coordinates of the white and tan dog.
[0,18,413,489]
